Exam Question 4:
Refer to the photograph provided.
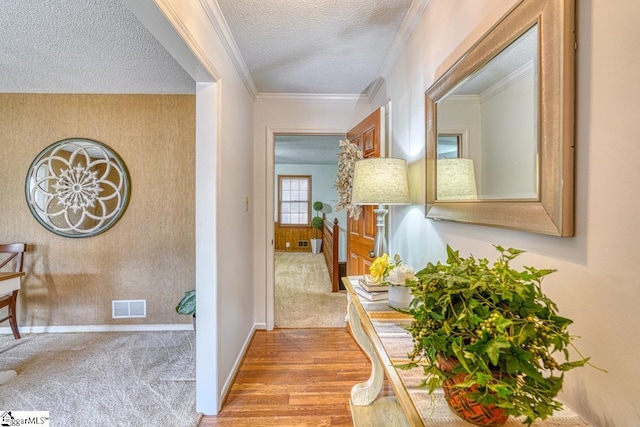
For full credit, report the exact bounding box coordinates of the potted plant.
[310,201,324,254]
[401,245,595,426]
[176,289,196,330]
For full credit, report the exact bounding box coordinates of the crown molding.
[367,0,432,100]
[447,94,480,103]
[447,61,534,105]
[365,77,386,101]
[151,0,221,82]
[479,60,534,103]
[256,93,370,103]
[197,0,259,99]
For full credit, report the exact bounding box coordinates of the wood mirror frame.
[425,0,575,236]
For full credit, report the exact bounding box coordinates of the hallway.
[198,329,391,426]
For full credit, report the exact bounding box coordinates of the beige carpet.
[275,252,347,328]
[0,331,201,427]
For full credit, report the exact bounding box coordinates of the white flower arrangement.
[334,139,364,219]
[386,263,417,286]
[370,253,417,286]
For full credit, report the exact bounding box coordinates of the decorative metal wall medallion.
[25,138,131,238]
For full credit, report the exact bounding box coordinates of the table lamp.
[351,158,410,257]
[437,158,477,200]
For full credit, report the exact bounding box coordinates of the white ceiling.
[216,0,414,94]
[0,0,419,96]
[0,0,194,94]
[1,0,421,164]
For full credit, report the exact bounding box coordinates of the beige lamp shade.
[437,158,477,200]
[351,158,411,205]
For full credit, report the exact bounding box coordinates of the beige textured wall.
[0,93,195,327]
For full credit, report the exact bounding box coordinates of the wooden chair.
[0,243,27,339]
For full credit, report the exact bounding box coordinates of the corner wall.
[372,0,640,425]
[139,0,258,414]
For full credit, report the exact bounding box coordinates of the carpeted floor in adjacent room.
[275,252,347,328]
[0,331,200,426]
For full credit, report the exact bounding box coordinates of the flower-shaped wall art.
[25,138,131,238]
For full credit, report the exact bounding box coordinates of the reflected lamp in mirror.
[351,158,410,257]
[437,159,477,200]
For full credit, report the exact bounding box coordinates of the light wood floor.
[198,328,392,426]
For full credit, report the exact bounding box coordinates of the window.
[278,175,311,226]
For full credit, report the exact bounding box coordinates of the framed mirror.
[25,138,131,238]
[425,0,575,236]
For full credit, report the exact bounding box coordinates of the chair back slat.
[0,243,27,272]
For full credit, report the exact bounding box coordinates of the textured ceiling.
[0,0,415,96]
[0,0,194,94]
[0,0,418,164]
[217,0,413,94]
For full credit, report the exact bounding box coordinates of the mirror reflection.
[436,24,538,201]
[25,138,131,238]
[425,0,575,236]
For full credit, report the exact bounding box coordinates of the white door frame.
[265,127,349,330]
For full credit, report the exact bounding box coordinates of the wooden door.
[346,108,384,276]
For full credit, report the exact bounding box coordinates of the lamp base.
[372,206,388,258]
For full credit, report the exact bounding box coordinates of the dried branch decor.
[334,139,363,219]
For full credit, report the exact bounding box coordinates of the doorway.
[272,134,347,328]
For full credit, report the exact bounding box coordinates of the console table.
[342,276,590,427]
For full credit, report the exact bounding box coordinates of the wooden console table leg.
[348,298,384,405]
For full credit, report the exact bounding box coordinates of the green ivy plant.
[401,245,593,425]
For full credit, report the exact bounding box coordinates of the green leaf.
[485,338,511,366]
[474,372,494,387]
[176,289,196,316]
[492,384,513,399]
[494,317,513,333]
[505,348,531,375]
[452,377,478,388]
[559,358,590,371]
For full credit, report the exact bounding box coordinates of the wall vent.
[112,300,146,319]
[297,240,308,247]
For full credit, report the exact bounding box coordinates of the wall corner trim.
[369,0,432,100]
[197,0,258,98]
[0,324,194,334]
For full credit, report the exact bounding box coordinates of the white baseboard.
[217,323,260,411]
[254,322,267,330]
[0,324,194,335]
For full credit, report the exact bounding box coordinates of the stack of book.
[354,276,388,301]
